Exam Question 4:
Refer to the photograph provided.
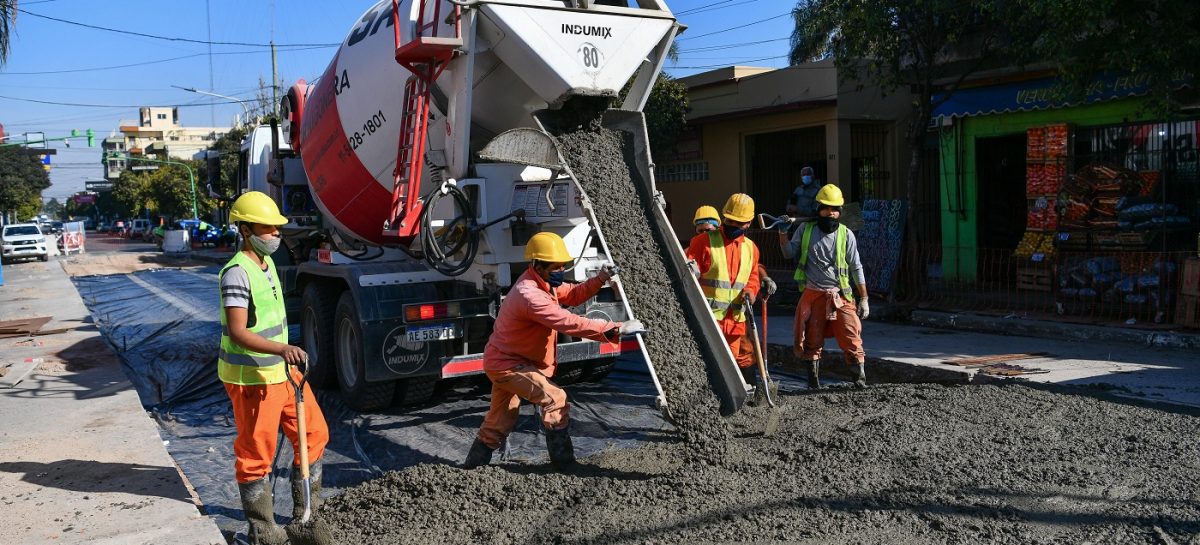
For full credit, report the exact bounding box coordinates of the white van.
[129,219,151,240]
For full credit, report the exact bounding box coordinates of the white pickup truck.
[1,223,50,264]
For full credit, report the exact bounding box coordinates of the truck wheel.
[581,360,616,383]
[334,291,394,411]
[39,254,49,262]
[301,282,340,389]
[394,376,437,406]
[551,361,584,386]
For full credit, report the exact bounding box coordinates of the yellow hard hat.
[524,232,573,263]
[229,191,289,226]
[815,184,845,207]
[693,205,720,224]
[722,193,755,223]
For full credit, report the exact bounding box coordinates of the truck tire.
[581,360,615,383]
[301,282,340,389]
[39,254,49,262]
[334,291,394,412]
[394,376,437,406]
[551,361,584,386]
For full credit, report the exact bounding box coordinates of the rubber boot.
[238,478,288,545]
[463,438,495,469]
[545,426,576,470]
[853,362,867,389]
[808,359,821,389]
[290,458,323,519]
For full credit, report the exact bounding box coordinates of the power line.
[17,8,340,48]
[677,37,790,53]
[676,1,733,15]
[0,46,329,76]
[676,12,792,41]
[678,0,764,16]
[667,54,789,70]
[0,93,250,108]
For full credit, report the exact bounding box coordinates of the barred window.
[656,161,710,183]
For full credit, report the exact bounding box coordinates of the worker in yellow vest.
[687,194,762,381]
[777,184,869,389]
[219,191,328,544]
[693,204,777,301]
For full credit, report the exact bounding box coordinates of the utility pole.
[271,41,279,119]
[206,0,216,126]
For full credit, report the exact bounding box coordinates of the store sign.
[85,181,114,192]
[73,194,96,205]
[932,74,1191,121]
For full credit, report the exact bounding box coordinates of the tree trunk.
[899,91,934,303]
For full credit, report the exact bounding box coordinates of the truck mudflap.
[441,338,640,378]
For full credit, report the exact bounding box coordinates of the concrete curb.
[765,343,974,385]
[908,309,1200,352]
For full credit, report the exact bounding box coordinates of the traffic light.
[87,129,95,147]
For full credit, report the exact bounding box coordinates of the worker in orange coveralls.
[686,194,763,383]
[464,232,645,470]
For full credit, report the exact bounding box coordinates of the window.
[656,161,710,183]
[157,113,167,120]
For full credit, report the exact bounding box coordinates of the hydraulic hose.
[418,182,479,276]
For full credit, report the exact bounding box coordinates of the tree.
[1020,0,1200,114]
[42,197,63,220]
[789,0,1021,244]
[0,145,51,220]
[0,0,15,66]
[200,125,248,200]
[623,73,690,160]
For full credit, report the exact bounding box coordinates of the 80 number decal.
[579,43,602,71]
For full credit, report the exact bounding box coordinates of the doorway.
[975,134,1027,251]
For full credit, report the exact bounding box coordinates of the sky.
[0,0,795,203]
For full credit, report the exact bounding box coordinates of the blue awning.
[932,74,1166,121]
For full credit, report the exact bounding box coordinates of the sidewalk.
[762,310,1200,408]
[0,258,224,545]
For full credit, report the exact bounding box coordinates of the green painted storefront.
[936,98,1155,279]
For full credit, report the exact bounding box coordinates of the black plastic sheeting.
[72,267,681,540]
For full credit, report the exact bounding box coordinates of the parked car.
[1,223,50,264]
[128,219,150,240]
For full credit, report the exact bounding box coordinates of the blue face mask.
[723,224,745,239]
[547,270,566,287]
[801,175,814,185]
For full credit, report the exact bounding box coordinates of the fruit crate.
[1017,267,1053,292]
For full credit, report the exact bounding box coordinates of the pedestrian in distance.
[777,184,870,389]
[464,232,645,470]
[219,191,329,545]
[787,165,821,221]
[686,194,764,384]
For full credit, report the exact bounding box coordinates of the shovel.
[285,357,334,545]
[744,295,780,436]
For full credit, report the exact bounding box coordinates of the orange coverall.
[686,230,761,368]
[477,266,620,450]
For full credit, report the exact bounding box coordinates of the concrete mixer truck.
[250,0,749,415]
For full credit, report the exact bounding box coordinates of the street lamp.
[109,152,199,220]
[172,85,254,126]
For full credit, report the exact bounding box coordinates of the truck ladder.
[383,0,462,243]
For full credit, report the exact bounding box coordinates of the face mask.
[801,175,814,185]
[249,233,281,256]
[723,224,745,239]
[547,270,566,287]
[817,216,840,234]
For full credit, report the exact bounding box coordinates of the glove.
[601,263,620,280]
[742,290,755,306]
[775,216,793,232]
[686,260,700,279]
[762,276,777,299]
[857,298,870,320]
[619,319,647,336]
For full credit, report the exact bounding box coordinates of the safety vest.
[699,230,754,322]
[218,252,288,385]
[794,223,855,302]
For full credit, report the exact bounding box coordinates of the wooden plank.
[0,359,39,387]
[943,352,1050,367]
[0,316,53,338]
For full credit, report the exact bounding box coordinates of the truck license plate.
[406,324,458,343]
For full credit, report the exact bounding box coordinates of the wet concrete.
[319,107,1200,543]
[324,382,1200,544]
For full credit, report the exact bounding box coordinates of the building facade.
[102,107,229,179]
